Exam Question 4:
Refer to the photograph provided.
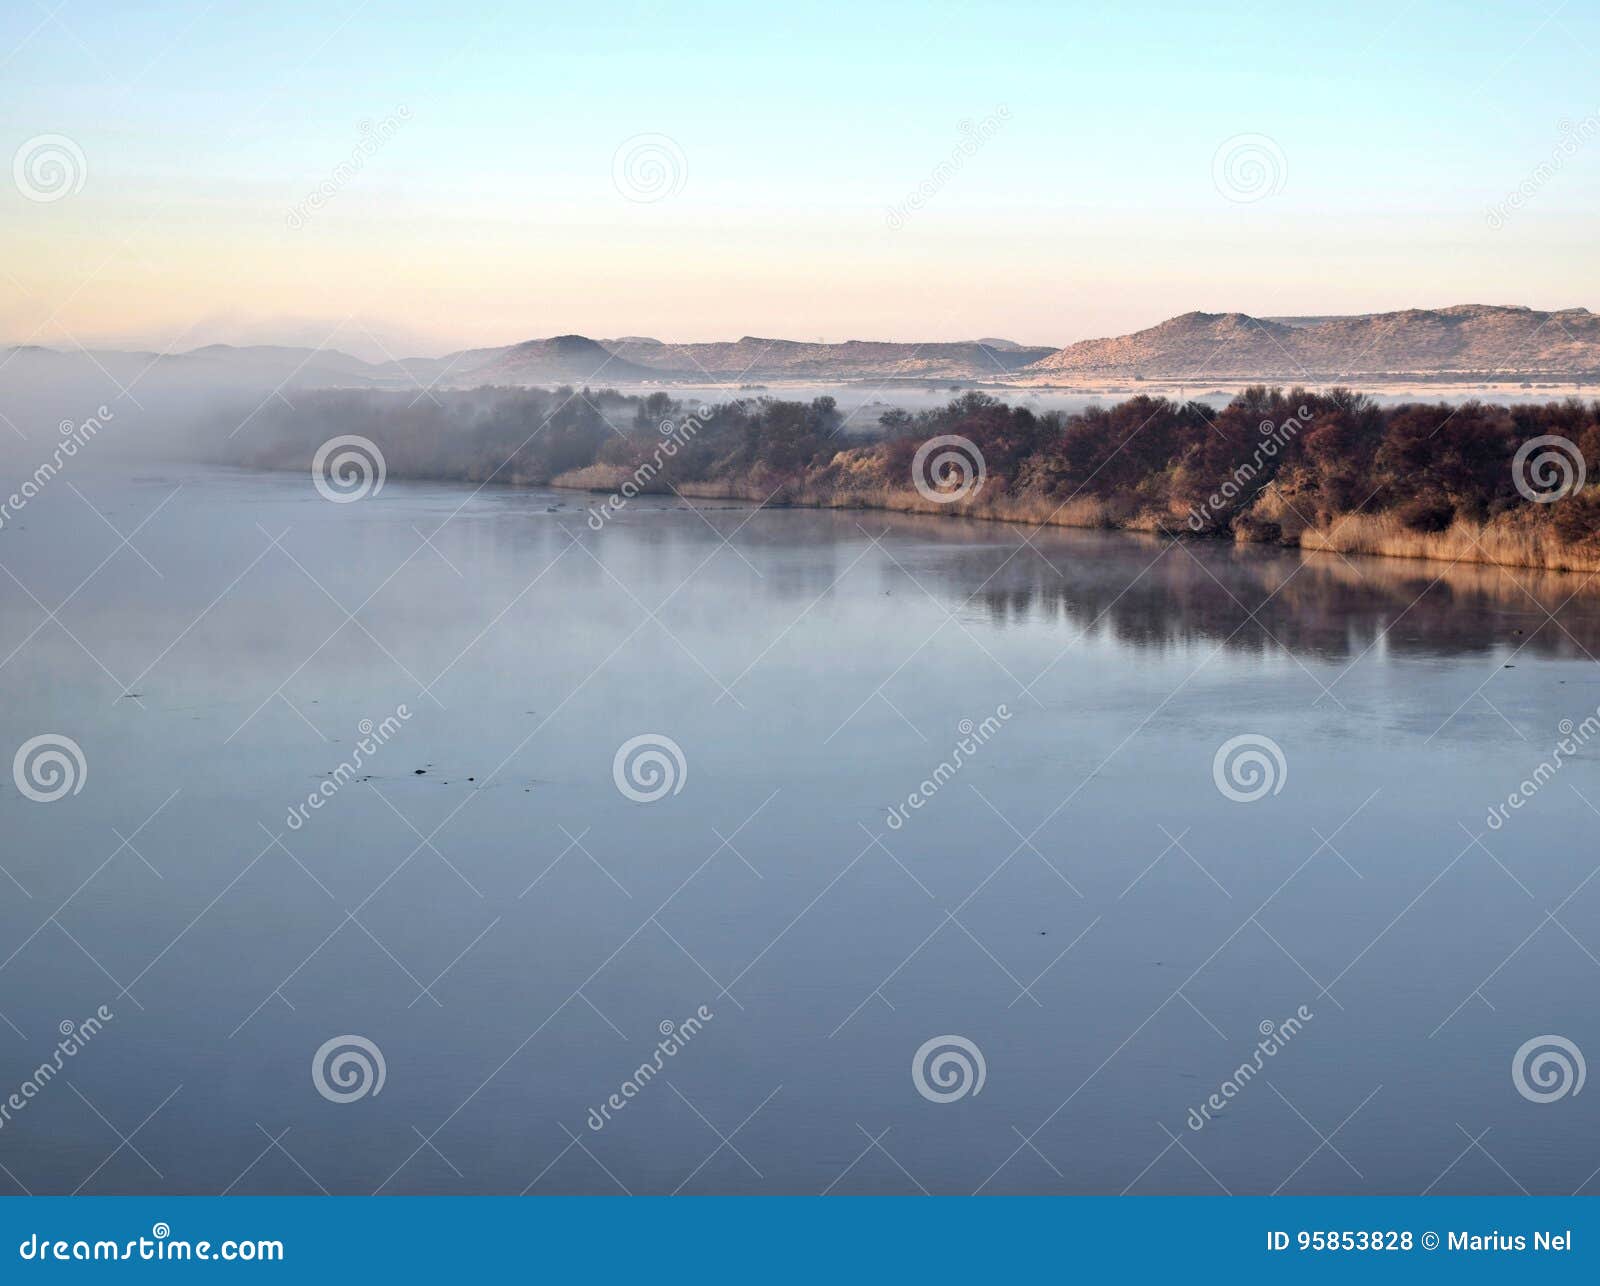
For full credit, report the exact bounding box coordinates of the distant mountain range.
[4,307,1597,404]
[1022,305,1600,380]
[0,333,1051,398]
[601,336,1054,380]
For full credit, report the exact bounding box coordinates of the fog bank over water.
[0,333,1586,472]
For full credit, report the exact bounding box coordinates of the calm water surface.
[2,465,1598,1194]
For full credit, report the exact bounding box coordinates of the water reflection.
[627,502,1600,662]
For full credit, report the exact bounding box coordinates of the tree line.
[234,384,1600,564]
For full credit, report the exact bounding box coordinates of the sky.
[2,0,1598,359]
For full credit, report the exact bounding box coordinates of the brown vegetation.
[235,384,1600,574]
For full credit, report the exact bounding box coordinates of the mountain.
[1021,305,1600,380]
[9,307,1600,408]
[0,336,669,410]
[457,334,667,385]
[0,341,381,392]
[603,336,1054,381]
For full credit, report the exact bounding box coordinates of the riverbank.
[551,469,1600,576]
[236,382,1600,576]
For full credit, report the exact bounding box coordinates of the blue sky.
[2,0,1597,355]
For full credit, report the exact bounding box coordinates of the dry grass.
[1290,541,1597,606]
[699,482,1127,531]
[840,486,1124,531]
[1300,512,1600,574]
[549,468,1600,577]
[670,479,792,503]
[549,464,631,491]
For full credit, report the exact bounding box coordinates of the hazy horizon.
[5,1,1599,362]
[5,299,1598,365]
